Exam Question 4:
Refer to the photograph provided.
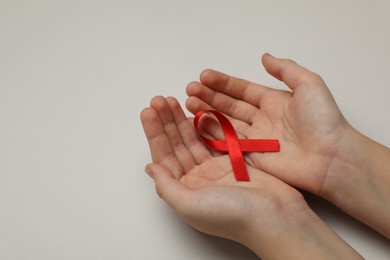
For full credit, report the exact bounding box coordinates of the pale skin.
[185,53,390,238]
[140,53,390,259]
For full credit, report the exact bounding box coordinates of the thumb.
[145,163,192,213]
[261,53,324,92]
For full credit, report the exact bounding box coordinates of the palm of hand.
[185,57,349,194]
[142,95,287,189]
[250,86,347,190]
[141,97,302,232]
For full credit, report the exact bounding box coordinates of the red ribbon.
[194,110,280,182]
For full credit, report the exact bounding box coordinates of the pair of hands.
[141,54,368,258]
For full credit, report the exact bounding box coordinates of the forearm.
[323,126,390,237]
[242,202,362,259]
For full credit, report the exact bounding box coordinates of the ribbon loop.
[194,110,280,182]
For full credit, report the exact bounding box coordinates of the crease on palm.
[144,96,279,191]
[185,71,353,195]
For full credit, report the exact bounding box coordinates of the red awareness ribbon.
[194,110,280,182]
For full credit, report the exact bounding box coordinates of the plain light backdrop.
[0,1,389,259]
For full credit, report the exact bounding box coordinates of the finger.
[165,96,213,164]
[140,107,185,178]
[187,117,226,157]
[195,113,248,141]
[186,96,251,134]
[146,163,193,215]
[185,95,214,114]
[186,81,258,124]
[197,69,271,107]
[262,53,325,92]
[150,96,197,173]
[140,107,186,178]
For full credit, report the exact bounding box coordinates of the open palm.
[185,54,351,196]
[140,95,305,241]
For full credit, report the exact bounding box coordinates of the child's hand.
[140,96,361,258]
[185,54,390,238]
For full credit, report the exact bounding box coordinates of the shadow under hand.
[195,232,260,260]
[161,205,260,259]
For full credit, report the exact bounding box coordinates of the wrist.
[320,124,361,201]
[240,198,362,259]
[321,126,390,237]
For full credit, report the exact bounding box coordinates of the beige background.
[1,0,389,259]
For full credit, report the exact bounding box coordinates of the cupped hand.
[140,96,362,259]
[185,54,353,196]
[140,96,306,244]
